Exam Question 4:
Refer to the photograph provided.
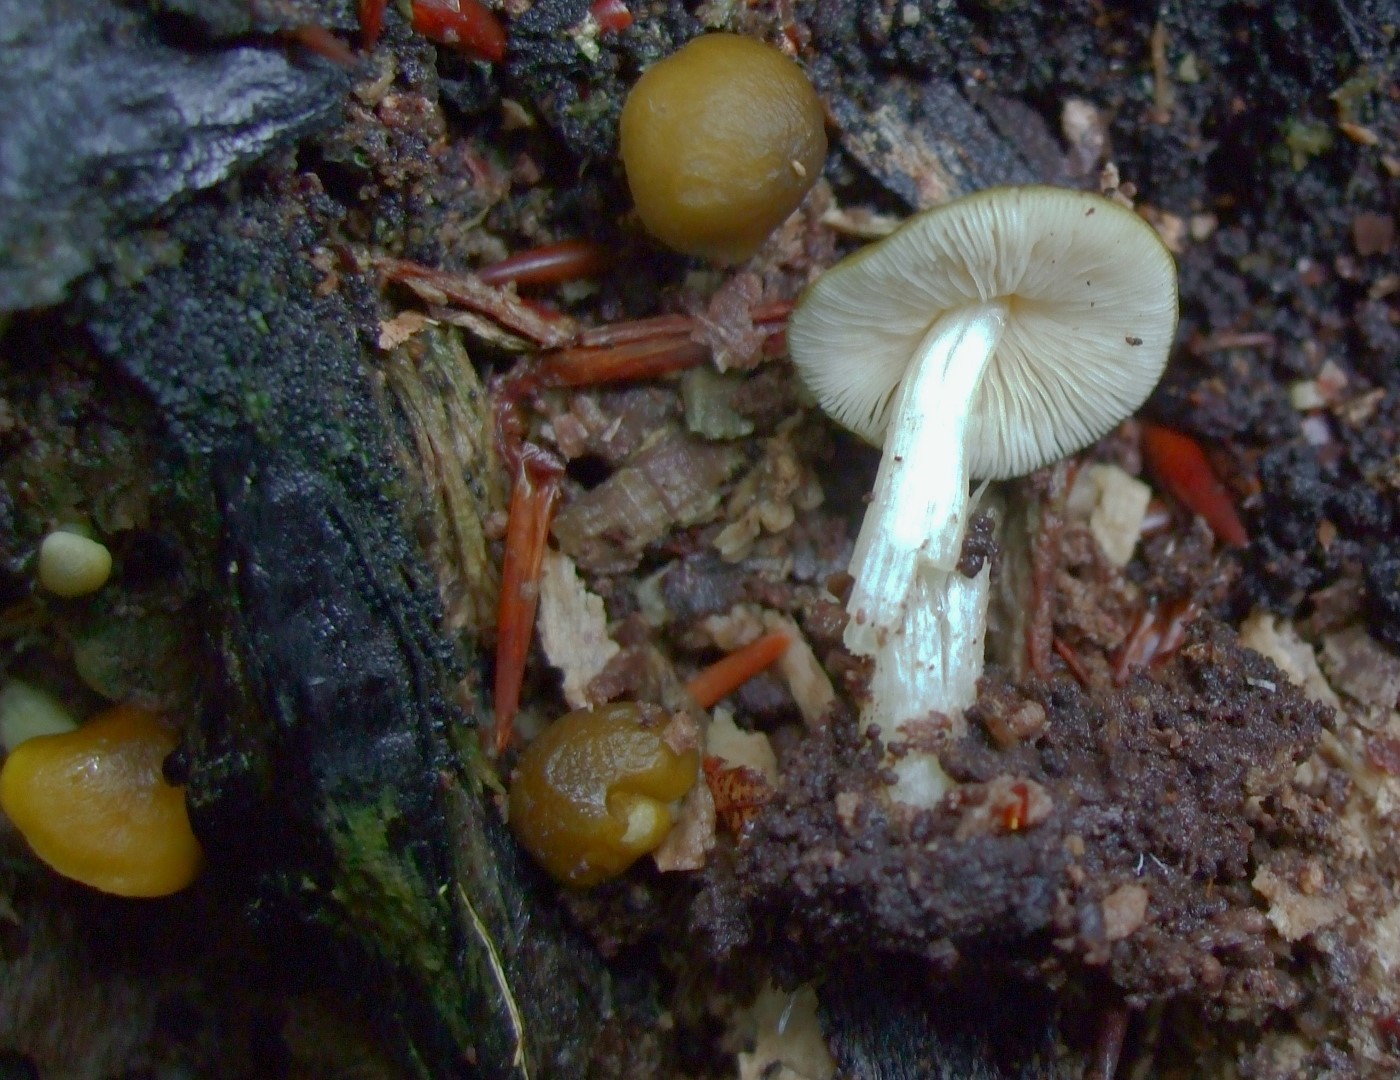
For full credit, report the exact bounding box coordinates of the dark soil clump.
[728,622,1329,1016]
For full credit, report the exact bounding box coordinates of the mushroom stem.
[843,301,1008,805]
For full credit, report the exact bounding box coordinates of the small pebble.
[37,531,112,597]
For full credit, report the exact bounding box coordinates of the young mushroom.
[619,33,827,264]
[788,185,1178,807]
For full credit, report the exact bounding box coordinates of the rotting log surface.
[0,0,349,312]
[82,190,615,1079]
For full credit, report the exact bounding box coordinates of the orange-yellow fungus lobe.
[0,704,203,897]
[508,703,699,887]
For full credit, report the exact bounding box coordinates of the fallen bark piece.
[735,983,835,1080]
[1101,884,1150,942]
[1321,625,1400,710]
[1252,865,1344,942]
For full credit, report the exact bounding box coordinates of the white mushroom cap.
[788,185,1178,480]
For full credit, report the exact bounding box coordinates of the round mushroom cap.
[620,33,827,264]
[788,185,1178,480]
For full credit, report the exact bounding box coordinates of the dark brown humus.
[729,622,1327,1016]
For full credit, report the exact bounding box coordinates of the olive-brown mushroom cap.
[619,33,827,264]
[788,185,1179,479]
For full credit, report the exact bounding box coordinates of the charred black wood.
[82,189,620,1078]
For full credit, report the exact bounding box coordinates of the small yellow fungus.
[619,33,827,263]
[37,530,113,597]
[0,680,79,753]
[0,704,203,897]
[508,703,699,887]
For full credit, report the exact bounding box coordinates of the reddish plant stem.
[1027,461,1072,679]
[1152,596,1198,661]
[493,448,564,755]
[478,239,613,288]
[1113,596,1198,684]
[1140,423,1248,547]
[1114,605,1163,685]
[750,299,794,324]
[411,0,507,62]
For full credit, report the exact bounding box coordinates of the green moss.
[325,791,475,1052]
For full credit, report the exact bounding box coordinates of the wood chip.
[536,549,619,709]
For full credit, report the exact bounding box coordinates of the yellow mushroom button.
[508,703,698,888]
[37,530,113,597]
[619,33,827,264]
[0,704,203,897]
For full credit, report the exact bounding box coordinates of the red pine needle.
[687,631,791,709]
[493,451,563,754]
[539,334,709,387]
[411,0,507,62]
[358,0,387,48]
[287,25,360,67]
[1140,423,1248,547]
[478,240,613,288]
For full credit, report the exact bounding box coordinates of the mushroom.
[619,33,827,264]
[37,529,113,597]
[0,703,203,896]
[788,185,1178,807]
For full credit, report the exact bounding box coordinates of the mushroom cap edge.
[787,184,1179,480]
